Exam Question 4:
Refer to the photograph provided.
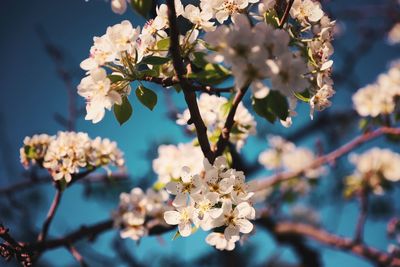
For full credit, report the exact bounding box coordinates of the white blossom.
[290,0,324,23]
[152,143,204,184]
[388,23,400,45]
[206,232,239,251]
[114,187,170,241]
[21,132,124,184]
[353,63,400,117]
[177,93,256,150]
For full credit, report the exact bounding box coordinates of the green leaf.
[188,63,231,85]
[130,0,153,18]
[192,52,208,68]
[268,91,289,120]
[252,91,289,123]
[156,38,170,50]
[264,10,279,28]
[135,85,158,111]
[108,75,125,83]
[252,97,276,123]
[113,96,133,125]
[140,56,170,65]
[139,69,159,78]
[294,91,310,102]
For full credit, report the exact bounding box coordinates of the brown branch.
[166,0,214,163]
[32,220,114,252]
[66,244,89,267]
[354,186,369,243]
[279,0,295,28]
[257,127,400,189]
[139,76,232,94]
[214,86,249,157]
[31,219,172,253]
[259,219,400,267]
[37,188,63,242]
[0,224,32,266]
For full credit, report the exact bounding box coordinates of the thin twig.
[66,244,89,267]
[279,0,295,28]
[354,186,369,243]
[166,0,214,163]
[257,127,400,189]
[214,86,249,156]
[37,188,63,242]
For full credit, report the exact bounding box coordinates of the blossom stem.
[214,86,249,157]
[354,186,369,243]
[279,0,295,28]
[37,188,63,242]
[66,244,89,267]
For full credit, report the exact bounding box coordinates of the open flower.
[206,232,240,251]
[166,167,202,207]
[164,204,198,237]
[213,200,255,240]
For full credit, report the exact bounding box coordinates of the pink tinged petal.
[206,192,219,204]
[180,166,192,183]
[214,156,228,169]
[224,225,240,240]
[308,8,323,22]
[216,10,229,24]
[165,181,181,195]
[235,202,252,218]
[164,211,180,225]
[219,178,234,194]
[209,208,223,219]
[237,219,253,234]
[172,193,187,207]
[178,222,192,237]
[80,58,98,71]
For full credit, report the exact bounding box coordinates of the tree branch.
[257,127,400,189]
[0,224,32,266]
[279,0,295,28]
[354,186,369,243]
[214,86,249,157]
[166,0,214,163]
[139,76,232,94]
[66,244,89,267]
[37,188,63,242]
[259,219,400,267]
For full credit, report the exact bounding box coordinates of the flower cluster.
[258,135,324,178]
[152,142,204,185]
[113,187,171,241]
[204,0,335,124]
[20,132,124,183]
[163,157,256,251]
[205,13,306,99]
[353,62,400,118]
[345,148,400,196]
[258,135,324,196]
[177,93,257,150]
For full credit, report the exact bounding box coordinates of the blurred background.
[0,0,399,266]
